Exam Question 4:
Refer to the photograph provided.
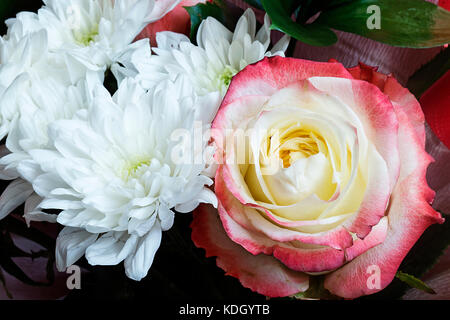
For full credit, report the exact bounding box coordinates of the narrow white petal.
[124,222,162,281]
[0,178,34,220]
[55,227,97,272]
[271,34,291,55]
[85,232,138,266]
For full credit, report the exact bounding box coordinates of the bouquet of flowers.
[0,0,449,301]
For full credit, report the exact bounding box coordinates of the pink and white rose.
[191,56,444,299]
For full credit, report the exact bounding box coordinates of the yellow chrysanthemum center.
[122,158,152,180]
[73,25,99,46]
[220,65,238,87]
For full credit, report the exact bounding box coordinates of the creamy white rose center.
[216,80,393,234]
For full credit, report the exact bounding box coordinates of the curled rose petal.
[324,105,444,298]
[191,204,310,297]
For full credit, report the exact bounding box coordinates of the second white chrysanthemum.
[139,9,290,104]
[21,76,217,280]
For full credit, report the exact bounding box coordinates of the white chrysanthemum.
[139,9,289,104]
[0,70,99,221]
[20,77,216,280]
[35,0,179,74]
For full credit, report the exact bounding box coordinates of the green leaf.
[261,0,338,46]
[316,0,450,48]
[184,2,226,43]
[241,0,263,10]
[407,48,450,99]
[295,0,355,24]
[395,271,436,294]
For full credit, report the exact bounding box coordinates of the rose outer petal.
[222,56,354,107]
[191,204,310,297]
[324,103,444,299]
[348,62,426,144]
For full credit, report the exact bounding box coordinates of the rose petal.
[216,166,354,250]
[348,62,426,144]
[324,102,443,299]
[191,204,310,297]
[222,56,353,107]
